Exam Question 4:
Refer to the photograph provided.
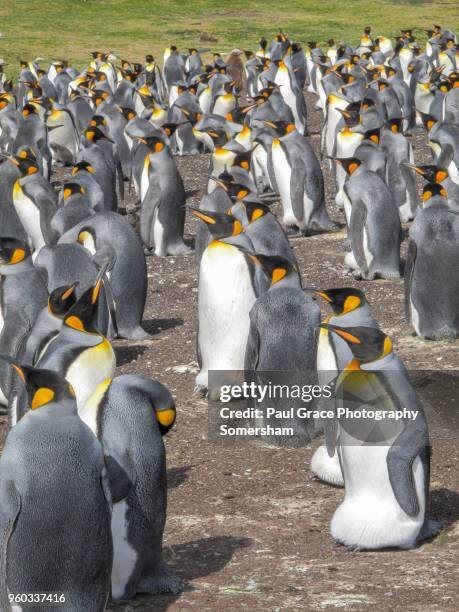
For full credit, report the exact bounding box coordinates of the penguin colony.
[0,22,457,608]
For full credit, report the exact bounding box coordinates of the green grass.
[0,0,458,72]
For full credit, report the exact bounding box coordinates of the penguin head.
[0,237,31,266]
[335,157,362,175]
[117,106,136,121]
[417,111,437,131]
[161,123,185,138]
[337,107,360,128]
[407,163,448,184]
[21,103,39,117]
[363,127,381,144]
[188,207,243,240]
[242,201,271,224]
[62,182,85,202]
[202,127,228,147]
[226,182,252,201]
[7,150,39,176]
[71,160,94,175]
[233,150,252,171]
[48,283,79,318]
[421,182,448,205]
[135,135,166,153]
[319,324,392,364]
[89,114,108,128]
[154,392,176,435]
[308,287,368,316]
[387,117,403,133]
[262,120,296,136]
[248,253,298,286]
[83,125,113,143]
[3,359,76,410]
[63,266,107,334]
[0,95,11,110]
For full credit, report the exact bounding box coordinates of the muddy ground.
[4,92,459,611]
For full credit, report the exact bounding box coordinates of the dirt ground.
[4,92,459,611]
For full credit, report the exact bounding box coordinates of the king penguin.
[12,269,116,423]
[0,361,112,611]
[0,238,48,409]
[405,183,459,340]
[319,324,435,550]
[308,287,380,487]
[79,374,183,600]
[243,253,320,446]
[190,208,267,398]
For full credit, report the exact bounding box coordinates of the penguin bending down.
[340,157,401,280]
[190,208,268,398]
[309,288,380,487]
[59,212,149,340]
[243,253,320,446]
[264,121,336,234]
[136,136,191,256]
[319,324,436,550]
[405,183,459,340]
[79,375,183,600]
[0,362,112,611]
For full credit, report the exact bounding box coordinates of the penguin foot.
[137,570,185,595]
[285,226,300,236]
[417,519,442,543]
[310,446,344,487]
[123,326,151,340]
[167,242,193,256]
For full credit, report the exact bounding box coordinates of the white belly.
[342,190,352,227]
[197,244,256,388]
[362,227,374,267]
[252,144,270,189]
[213,94,235,117]
[153,211,165,256]
[272,142,295,226]
[13,185,45,252]
[111,500,138,600]
[66,338,116,408]
[331,445,425,549]
[410,297,421,336]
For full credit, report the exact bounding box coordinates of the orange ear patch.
[272,267,287,284]
[31,387,55,410]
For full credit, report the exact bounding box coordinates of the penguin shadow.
[114,344,149,367]
[123,535,253,611]
[142,317,184,336]
[429,488,459,530]
[167,465,193,489]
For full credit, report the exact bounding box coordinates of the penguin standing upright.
[265,120,336,234]
[7,151,58,253]
[405,183,459,340]
[0,362,112,611]
[381,118,418,222]
[0,238,48,408]
[243,253,320,445]
[59,212,149,340]
[190,208,267,398]
[319,324,434,550]
[339,157,401,279]
[80,375,183,600]
[309,288,380,486]
[136,135,191,256]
